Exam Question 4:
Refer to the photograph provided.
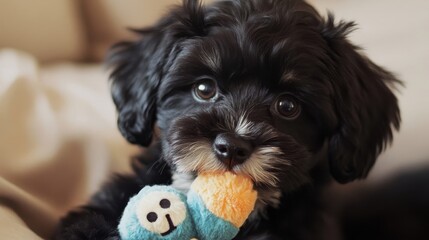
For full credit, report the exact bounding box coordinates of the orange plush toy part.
[190,171,257,228]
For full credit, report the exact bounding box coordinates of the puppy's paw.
[55,210,119,240]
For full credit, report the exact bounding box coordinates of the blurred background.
[0,0,428,239]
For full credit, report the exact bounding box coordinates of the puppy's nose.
[213,133,253,167]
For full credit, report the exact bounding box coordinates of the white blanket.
[0,50,138,239]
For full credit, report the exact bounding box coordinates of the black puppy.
[55,0,400,239]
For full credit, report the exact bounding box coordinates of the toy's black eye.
[274,94,301,119]
[147,212,158,222]
[160,199,171,209]
[193,78,217,101]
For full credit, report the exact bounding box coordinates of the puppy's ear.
[108,37,160,146]
[322,14,401,183]
[108,0,206,146]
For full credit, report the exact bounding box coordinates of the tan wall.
[0,0,214,62]
[0,0,87,63]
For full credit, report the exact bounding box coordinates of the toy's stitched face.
[136,191,187,236]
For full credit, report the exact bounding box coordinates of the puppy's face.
[158,34,331,204]
[109,0,400,209]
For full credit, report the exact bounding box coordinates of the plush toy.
[118,172,257,240]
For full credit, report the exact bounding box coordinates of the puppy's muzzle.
[213,133,254,169]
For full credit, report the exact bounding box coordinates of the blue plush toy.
[118,172,257,240]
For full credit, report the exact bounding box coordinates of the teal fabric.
[118,186,197,240]
[187,190,239,240]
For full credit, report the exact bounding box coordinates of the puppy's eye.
[193,79,218,101]
[274,94,301,119]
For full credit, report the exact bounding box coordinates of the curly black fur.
[55,0,401,239]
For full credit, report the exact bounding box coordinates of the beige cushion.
[0,0,87,62]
